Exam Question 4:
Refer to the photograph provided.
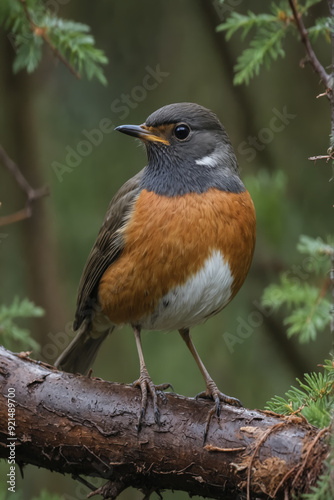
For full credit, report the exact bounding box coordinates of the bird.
[55,102,256,428]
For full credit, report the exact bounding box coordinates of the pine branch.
[18,0,81,79]
[217,2,332,88]
[216,11,277,40]
[233,26,286,85]
[217,9,288,85]
[266,360,334,429]
[1,0,108,83]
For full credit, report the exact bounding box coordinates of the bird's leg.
[132,326,172,431]
[179,328,243,415]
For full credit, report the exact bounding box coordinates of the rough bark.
[0,346,329,499]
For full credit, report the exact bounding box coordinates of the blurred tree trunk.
[2,39,69,339]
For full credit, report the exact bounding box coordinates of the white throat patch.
[195,148,223,168]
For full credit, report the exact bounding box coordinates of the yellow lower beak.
[115,124,169,145]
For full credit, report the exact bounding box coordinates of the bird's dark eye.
[174,123,191,141]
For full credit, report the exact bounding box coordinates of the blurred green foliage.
[0,297,42,352]
[0,488,63,500]
[31,491,63,500]
[262,235,333,342]
[245,170,288,245]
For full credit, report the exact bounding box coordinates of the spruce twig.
[18,0,81,79]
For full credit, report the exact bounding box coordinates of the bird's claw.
[195,381,243,442]
[132,370,172,432]
[195,389,242,416]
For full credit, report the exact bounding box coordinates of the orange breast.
[98,188,256,326]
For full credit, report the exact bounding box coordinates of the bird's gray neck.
[140,146,245,196]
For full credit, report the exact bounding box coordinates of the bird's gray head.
[115,102,245,196]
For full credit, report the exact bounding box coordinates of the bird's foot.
[195,379,243,442]
[196,382,242,416]
[132,367,173,432]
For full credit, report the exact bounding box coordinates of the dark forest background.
[0,1,332,498]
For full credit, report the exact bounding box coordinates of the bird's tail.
[54,320,112,375]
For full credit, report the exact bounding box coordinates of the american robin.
[55,102,256,426]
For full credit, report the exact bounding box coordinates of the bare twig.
[18,0,81,80]
[317,89,331,99]
[288,0,330,88]
[0,143,49,227]
[309,153,334,163]
[204,444,246,453]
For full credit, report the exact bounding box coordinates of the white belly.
[140,250,233,331]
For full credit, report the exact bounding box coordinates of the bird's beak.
[115,124,169,145]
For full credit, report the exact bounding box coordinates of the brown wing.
[73,169,144,330]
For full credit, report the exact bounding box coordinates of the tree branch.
[18,0,81,80]
[0,346,329,499]
[0,143,49,227]
[288,0,330,88]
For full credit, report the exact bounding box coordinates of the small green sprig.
[0,0,108,84]
[266,360,334,428]
[217,1,330,85]
[0,297,43,352]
